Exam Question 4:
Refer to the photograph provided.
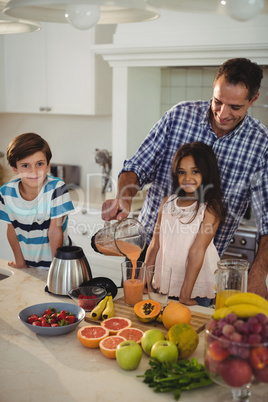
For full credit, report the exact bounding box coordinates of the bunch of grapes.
[208,313,268,345]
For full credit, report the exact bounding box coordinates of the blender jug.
[91,218,147,259]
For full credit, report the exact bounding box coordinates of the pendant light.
[3,0,160,31]
[148,0,267,21]
[0,1,40,33]
[223,0,265,21]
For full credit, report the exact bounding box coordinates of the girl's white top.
[155,195,219,298]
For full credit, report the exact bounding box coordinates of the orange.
[166,323,199,359]
[101,317,132,334]
[117,327,144,344]
[77,325,109,348]
[99,335,126,359]
[162,301,191,329]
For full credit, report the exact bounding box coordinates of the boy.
[0,133,74,268]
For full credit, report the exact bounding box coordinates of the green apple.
[151,340,178,365]
[141,329,166,356]
[116,340,142,371]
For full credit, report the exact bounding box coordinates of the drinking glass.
[145,265,172,308]
[121,261,145,306]
[215,259,249,310]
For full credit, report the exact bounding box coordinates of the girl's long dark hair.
[171,142,226,223]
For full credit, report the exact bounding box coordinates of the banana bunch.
[213,292,268,320]
[90,294,115,320]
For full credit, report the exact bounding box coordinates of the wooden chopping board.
[84,297,212,335]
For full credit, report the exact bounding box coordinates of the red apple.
[250,347,268,370]
[220,359,252,388]
[253,365,268,383]
[207,340,229,362]
[205,353,223,374]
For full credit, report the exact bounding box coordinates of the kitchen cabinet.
[68,208,124,286]
[0,221,13,261]
[1,23,112,115]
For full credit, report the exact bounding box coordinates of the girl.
[144,142,225,307]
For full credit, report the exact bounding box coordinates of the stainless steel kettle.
[45,246,92,296]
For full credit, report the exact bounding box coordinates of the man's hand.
[101,171,140,221]
[248,265,268,300]
[101,199,131,221]
[247,235,268,300]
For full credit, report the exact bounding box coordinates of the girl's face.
[177,155,202,197]
[13,151,50,192]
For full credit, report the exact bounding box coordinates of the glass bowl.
[204,317,268,401]
[68,285,107,311]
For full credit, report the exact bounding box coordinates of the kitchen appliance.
[45,246,92,296]
[222,227,257,268]
[50,163,81,189]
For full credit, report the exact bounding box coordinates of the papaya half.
[134,299,161,322]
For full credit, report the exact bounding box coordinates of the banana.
[213,307,230,320]
[213,303,268,320]
[224,292,268,311]
[90,295,109,320]
[102,294,115,320]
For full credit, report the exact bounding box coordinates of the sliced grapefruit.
[99,335,126,359]
[101,317,132,335]
[77,325,109,348]
[117,327,144,344]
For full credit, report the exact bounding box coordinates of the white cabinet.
[0,221,13,261]
[68,208,124,286]
[2,23,112,115]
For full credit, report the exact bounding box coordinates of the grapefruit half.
[101,317,132,335]
[99,335,126,359]
[117,327,144,344]
[77,325,109,348]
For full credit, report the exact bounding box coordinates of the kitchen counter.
[1,259,267,402]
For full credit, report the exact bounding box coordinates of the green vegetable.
[137,357,213,400]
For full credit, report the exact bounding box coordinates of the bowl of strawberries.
[19,302,85,336]
[68,285,107,311]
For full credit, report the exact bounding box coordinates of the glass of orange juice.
[121,261,145,306]
[215,259,249,310]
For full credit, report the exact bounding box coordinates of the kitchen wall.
[161,66,268,127]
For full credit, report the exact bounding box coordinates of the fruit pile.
[134,299,192,329]
[77,317,144,367]
[27,307,76,327]
[205,292,268,387]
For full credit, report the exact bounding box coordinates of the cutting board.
[84,297,212,334]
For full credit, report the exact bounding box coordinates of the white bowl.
[19,302,85,336]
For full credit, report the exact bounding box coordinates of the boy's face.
[13,151,50,190]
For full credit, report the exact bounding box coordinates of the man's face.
[211,75,259,137]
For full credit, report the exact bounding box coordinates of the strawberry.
[27,314,39,324]
[57,311,66,321]
[65,315,76,325]
[43,309,53,317]
[41,318,50,327]
[32,320,41,326]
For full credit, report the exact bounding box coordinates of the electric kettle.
[45,246,92,296]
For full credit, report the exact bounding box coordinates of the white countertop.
[0,259,267,402]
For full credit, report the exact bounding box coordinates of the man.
[102,58,268,300]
